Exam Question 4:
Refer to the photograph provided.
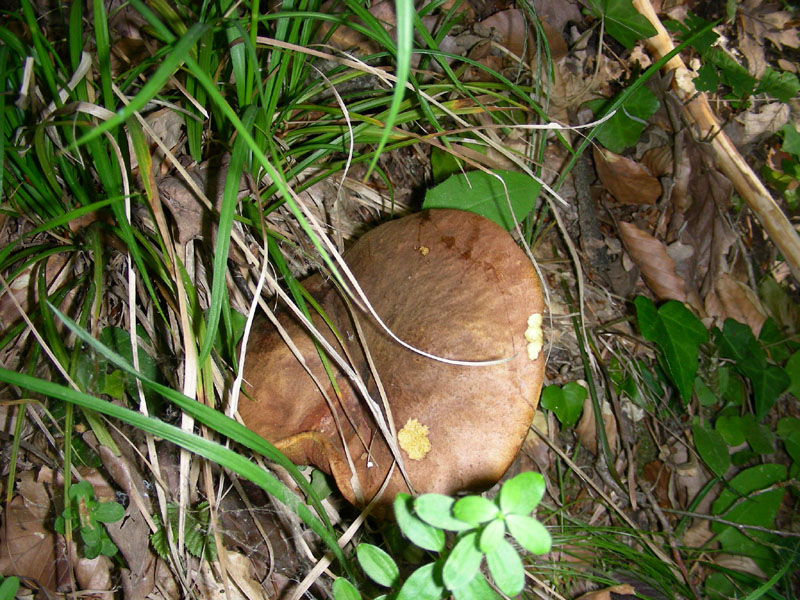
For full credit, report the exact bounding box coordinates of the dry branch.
[632,0,800,283]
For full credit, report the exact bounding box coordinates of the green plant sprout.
[762,123,800,210]
[0,576,19,600]
[334,471,552,600]
[54,480,124,559]
[150,501,218,562]
[666,12,800,107]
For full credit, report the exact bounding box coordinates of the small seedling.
[54,480,124,559]
[150,501,217,562]
[336,471,552,599]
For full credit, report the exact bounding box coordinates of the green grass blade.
[66,24,209,152]
[363,0,413,179]
[0,364,348,571]
[45,302,349,571]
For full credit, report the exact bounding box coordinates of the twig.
[632,0,800,282]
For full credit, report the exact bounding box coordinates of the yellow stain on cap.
[398,418,431,460]
[525,313,543,361]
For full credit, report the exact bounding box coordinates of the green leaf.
[479,519,506,554]
[694,377,718,407]
[780,124,800,157]
[397,562,446,600]
[585,0,658,49]
[485,539,525,596]
[499,471,545,516]
[693,62,719,92]
[777,417,800,465]
[540,383,586,429]
[710,464,787,572]
[785,350,800,398]
[453,496,499,525]
[394,494,446,552]
[0,576,20,600]
[691,421,730,478]
[755,68,800,102]
[92,501,124,523]
[414,494,472,532]
[741,415,774,454]
[357,544,400,588]
[715,319,790,418]
[588,85,660,152]
[711,464,787,526]
[452,572,501,600]
[505,514,551,555]
[443,532,483,590]
[634,297,708,404]
[715,415,745,446]
[333,578,361,600]
[422,170,542,231]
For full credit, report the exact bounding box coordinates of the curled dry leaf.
[0,469,57,591]
[707,272,768,335]
[72,554,113,600]
[594,147,662,205]
[474,9,532,60]
[617,221,688,303]
[576,584,637,600]
[575,395,617,456]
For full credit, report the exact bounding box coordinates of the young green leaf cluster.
[54,480,124,559]
[150,501,218,562]
[337,472,551,600]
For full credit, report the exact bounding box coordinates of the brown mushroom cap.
[239,209,545,511]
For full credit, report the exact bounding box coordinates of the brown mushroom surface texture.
[239,209,545,512]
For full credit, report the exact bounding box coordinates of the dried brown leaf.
[474,9,530,59]
[576,584,637,600]
[594,147,661,205]
[0,470,57,591]
[640,145,673,177]
[709,272,768,334]
[617,221,687,302]
[742,0,800,49]
[575,394,617,456]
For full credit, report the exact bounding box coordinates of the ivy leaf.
[780,124,800,157]
[755,68,800,102]
[585,0,657,49]
[777,418,800,465]
[423,170,541,231]
[634,297,708,404]
[714,319,790,418]
[691,421,730,478]
[587,86,660,153]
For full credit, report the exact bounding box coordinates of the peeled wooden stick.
[632,0,800,282]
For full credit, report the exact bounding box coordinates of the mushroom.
[238,209,545,511]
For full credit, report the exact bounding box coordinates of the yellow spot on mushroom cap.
[398,418,431,460]
[525,313,543,361]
